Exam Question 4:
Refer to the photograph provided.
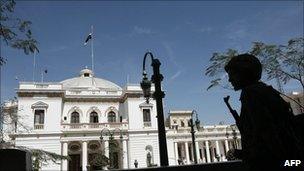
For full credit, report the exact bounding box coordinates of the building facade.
[3,68,241,171]
[283,91,304,115]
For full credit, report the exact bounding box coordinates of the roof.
[60,68,122,90]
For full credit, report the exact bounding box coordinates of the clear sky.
[1,1,303,125]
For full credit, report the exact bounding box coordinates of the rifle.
[223,95,241,128]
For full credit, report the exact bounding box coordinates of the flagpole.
[41,69,43,83]
[32,50,36,82]
[91,25,94,73]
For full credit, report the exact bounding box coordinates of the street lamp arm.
[142,52,155,73]
[101,128,111,135]
[113,128,124,139]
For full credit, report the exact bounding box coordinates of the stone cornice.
[17,91,64,97]
[63,97,121,102]
[120,91,142,102]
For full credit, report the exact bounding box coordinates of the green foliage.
[0,0,39,65]
[89,152,109,168]
[205,49,238,90]
[205,37,304,92]
[31,148,70,170]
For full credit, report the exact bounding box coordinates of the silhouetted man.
[225,54,303,170]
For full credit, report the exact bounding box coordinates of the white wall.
[15,135,62,171]
[166,138,176,165]
[62,101,120,123]
[17,96,62,133]
[128,133,160,168]
[126,97,157,130]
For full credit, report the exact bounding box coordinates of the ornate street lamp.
[225,126,230,139]
[188,110,201,164]
[140,52,168,166]
[100,128,123,142]
[230,124,238,149]
[100,128,124,169]
[225,124,238,149]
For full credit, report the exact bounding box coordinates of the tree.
[205,37,304,93]
[0,98,30,143]
[0,0,39,65]
[0,100,69,170]
[89,152,109,170]
[0,2,66,170]
[90,138,124,170]
[205,49,238,90]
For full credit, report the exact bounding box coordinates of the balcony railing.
[34,124,44,130]
[144,122,151,127]
[61,122,128,131]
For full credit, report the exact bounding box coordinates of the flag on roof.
[84,33,92,45]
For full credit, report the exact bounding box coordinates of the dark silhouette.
[224,54,303,170]
[134,159,138,168]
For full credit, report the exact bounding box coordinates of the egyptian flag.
[84,33,92,45]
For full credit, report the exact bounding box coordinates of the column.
[205,141,211,163]
[189,143,193,163]
[122,140,128,169]
[174,142,179,165]
[224,139,229,153]
[237,139,241,149]
[62,142,68,171]
[82,141,88,171]
[104,140,109,158]
[184,142,190,164]
[215,140,221,162]
[195,141,200,163]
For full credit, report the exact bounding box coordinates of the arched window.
[181,120,185,127]
[71,112,80,123]
[108,111,116,123]
[90,111,98,123]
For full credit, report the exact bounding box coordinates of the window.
[143,109,151,122]
[181,120,185,127]
[143,109,151,127]
[84,73,90,77]
[90,111,98,123]
[34,110,44,124]
[71,112,80,123]
[108,111,116,123]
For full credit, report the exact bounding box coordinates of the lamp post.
[188,110,200,164]
[140,52,169,166]
[230,124,238,149]
[100,128,123,169]
[225,124,237,149]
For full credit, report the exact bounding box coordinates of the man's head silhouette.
[225,54,262,91]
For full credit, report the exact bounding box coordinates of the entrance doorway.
[69,154,81,171]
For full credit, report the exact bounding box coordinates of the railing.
[34,124,44,130]
[70,123,82,129]
[88,123,101,128]
[144,122,152,127]
[61,122,128,131]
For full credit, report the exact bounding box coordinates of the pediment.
[31,101,49,109]
[139,102,153,108]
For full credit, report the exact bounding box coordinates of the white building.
[2,68,241,171]
[283,91,304,115]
